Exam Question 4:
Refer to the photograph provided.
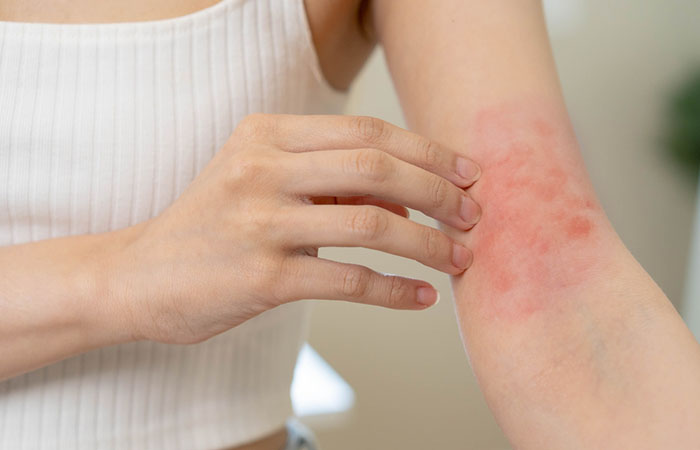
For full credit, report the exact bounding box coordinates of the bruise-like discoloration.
[464,104,603,321]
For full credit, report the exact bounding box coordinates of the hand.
[109,114,481,344]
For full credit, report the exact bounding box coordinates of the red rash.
[465,105,602,322]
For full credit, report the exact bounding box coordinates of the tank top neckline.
[0,0,245,30]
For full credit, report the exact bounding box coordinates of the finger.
[287,148,481,230]
[285,255,440,309]
[261,114,481,188]
[311,195,410,218]
[282,205,472,275]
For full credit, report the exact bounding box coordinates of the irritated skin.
[448,102,629,444]
[466,102,607,321]
[446,100,700,449]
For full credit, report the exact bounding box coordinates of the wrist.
[75,224,149,347]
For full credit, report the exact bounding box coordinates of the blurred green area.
[665,68,700,178]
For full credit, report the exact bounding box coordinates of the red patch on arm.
[565,216,592,239]
[462,107,603,322]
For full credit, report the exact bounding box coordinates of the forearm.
[0,229,136,381]
[446,104,700,447]
[374,0,700,447]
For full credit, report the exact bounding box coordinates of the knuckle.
[339,266,373,299]
[350,116,389,143]
[346,149,390,182]
[235,113,275,139]
[428,176,449,210]
[386,276,410,308]
[242,208,275,241]
[227,156,268,185]
[419,139,442,170]
[347,207,388,241]
[237,113,265,132]
[422,227,443,260]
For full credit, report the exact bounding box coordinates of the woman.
[3,1,700,449]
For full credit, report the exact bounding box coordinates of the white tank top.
[0,0,348,448]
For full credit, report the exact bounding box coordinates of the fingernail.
[456,157,481,183]
[452,243,473,269]
[416,286,439,306]
[460,196,481,226]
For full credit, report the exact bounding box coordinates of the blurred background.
[298,1,700,448]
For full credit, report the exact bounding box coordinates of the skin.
[3,1,700,450]
[467,102,606,321]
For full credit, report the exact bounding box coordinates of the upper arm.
[369,0,560,133]
[303,0,376,91]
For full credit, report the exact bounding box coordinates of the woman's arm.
[0,228,137,381]
[372,0,700,447]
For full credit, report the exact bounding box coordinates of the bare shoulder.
[303,0,376,91]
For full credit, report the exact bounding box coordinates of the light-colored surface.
[304,1,700,449]
[291,344,355,419]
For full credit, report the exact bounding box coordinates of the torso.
[0,0,371,449]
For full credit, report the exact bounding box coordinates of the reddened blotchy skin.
[459,101,610,322]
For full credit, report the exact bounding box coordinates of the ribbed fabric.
[0,1,347,448]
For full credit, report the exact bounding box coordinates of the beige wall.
[303,1,700,448]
